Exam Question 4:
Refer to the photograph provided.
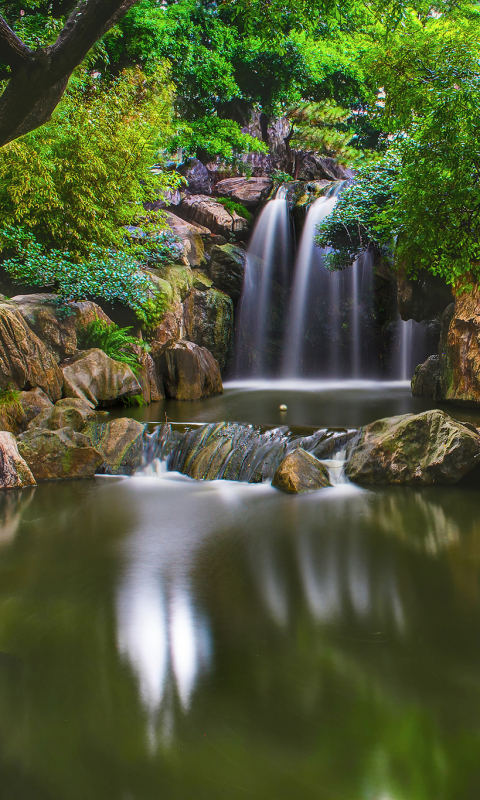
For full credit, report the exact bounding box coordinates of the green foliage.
[121,394,147,408]
[0,384,22,418]
[215,198,252,223]
[77,319,149,375]
[288,99,367,166]
[170,117,267,163]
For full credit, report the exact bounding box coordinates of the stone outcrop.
[215,177,273,209]
[17,427,103,481]
[411,355,443,399]
[86,418,146,475]
[183,288,234,371]
[148,303,184,360]
[0,300,63,401]
[345,409,480,485]
[135,352,164,403]
[0,388,53,435]
[397,272,452,322]
[272,448,331,493]
[62,349,142,408]
[13,294,112,362]
[0,431,36,488]
[178,158,212,194]
[28,398,97,433]
[437,290,480,404]
[209,244,247,303]
[159,340,223,400]
[164,212,210,267]
[178,195,249,237]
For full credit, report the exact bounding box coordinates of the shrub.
[215,198,252,223]
[77,319,150,375]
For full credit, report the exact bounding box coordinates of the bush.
[215,198,252,223]
[77,319,150,375]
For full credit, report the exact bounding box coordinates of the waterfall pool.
[2,383,480,798]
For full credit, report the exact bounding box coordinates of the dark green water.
[2,383,480,799]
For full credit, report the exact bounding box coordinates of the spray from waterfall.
[235,186,291,376]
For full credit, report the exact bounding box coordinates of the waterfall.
[235,186,291,376]
[397,317,428,380]
[282,183,344,376]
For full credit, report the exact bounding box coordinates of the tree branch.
[0,16,33,70]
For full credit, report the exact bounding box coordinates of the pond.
[1,383,480,799]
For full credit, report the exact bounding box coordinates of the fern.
[77,319,150,375]
[216,197,252,223]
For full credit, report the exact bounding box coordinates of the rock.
[183,288,234,371]
[297,155,354,182]
[345,409,480,485]
[397,272,453,322]
[411,355,443,399]
[0,388,53,435]
[0,432,36,488]
[62,349,142,408]
[215,177,273,209]
[0,300,63,401]
[13,294,112,362]
[135,352,164,403]
[272,448,331,493]
[438,288,480,404]
[178,195,249,237]
[209,244,247,303]
[178,158,212,194]
[164,212,210,267]
[28,398,97,433]
[147,303,184,360]
[159,340,223,400]
[86,418,146,475]
[17,427,103,481]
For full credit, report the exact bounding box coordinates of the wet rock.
[209,244,246,303]
[164,211,210,267]
[13,294,112,362]
[178,195,249,237]
[159,340,223,400]
[178,158,212,194]
[0,300,63,401]
[0,432,36,487]
[411,355,443,399]
[345,409,480,485]
[28,398,97,433]
[215,177,273,209]
[397,271,452,322]
[439,289,480,404]
[86,418,146,475]
[0,388,54,435]
[183,288,234,371]
[17,427,103,481]
[272,448,332,494]
[62,349,142,408]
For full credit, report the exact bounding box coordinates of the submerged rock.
[345,409,480,485]
[17,427,103,481]
[28,398,97,433]
[0,300,63,401]
[272,448,331,494]
[86,418,146,475]
[62,349,142,408]
[159,341,223,401]
[0,431,36,488]
[183,288,234,371]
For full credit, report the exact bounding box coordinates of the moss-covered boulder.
[159,340,223,401]
[62,349,142,408]
[0,300,63,401]
[28,398,97,433]
[86,418,146,475]
[272,448,331,494]
[17,427,103,481]
[183,288,234,371]
[0,388,53,434]
[0,431,36,488]
[209,244,246,303]
[345,409,480,485]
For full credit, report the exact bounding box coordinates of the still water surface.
[2,384,480,799]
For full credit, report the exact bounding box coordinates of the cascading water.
[235,186,291,376]
[397,317,429,380]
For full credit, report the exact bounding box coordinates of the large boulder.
[0,300,63,401]
[215,177,273,209]
[13,294,112,362]
[62,349,142,408]
[0,432,36,488]
[158,340,223,400]
[209,244,247,303]
[17,427,103,481]
[147,303,184,360]
[164,212,210,267]
[178,158,212,194]
[345,410,480,485]
[183,288,234,371]
[178,195,249,237]
[0,388,53,434]
[28,398,97,433]
[135,352,164,403]
[272,448,331,494]
[86,418,146,475]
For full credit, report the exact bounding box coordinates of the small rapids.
[138,422,356,485]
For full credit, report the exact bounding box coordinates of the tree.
[0,0,139,146]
